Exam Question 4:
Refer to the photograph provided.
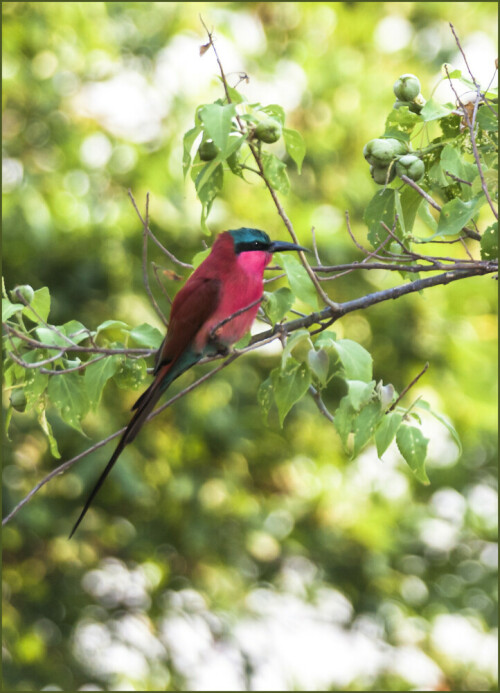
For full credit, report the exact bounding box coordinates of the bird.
[69,227,307,537]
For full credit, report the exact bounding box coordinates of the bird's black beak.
[269,240,309,253]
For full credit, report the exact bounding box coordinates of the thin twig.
[12,290,78,347]
[141,193,169,327]
[443,59,498,221]
[151,262,174,306]
[127,189,193,269]
[309,385,334,423]
[209,297,263,339]
[201,22,339,312]
[3,324,153,357]
[2,263,496,527]
[388,362,429,412]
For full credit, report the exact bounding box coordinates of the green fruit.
[393,100,424,114]
[12,284,34,304]
[363,138,406,166]
[10,389,27,412]
[254,118,282,144]
[393,74,421,101]
[389,241,403,255]
[227,149,241,173]
[396,154,425,182]
[199,140,218,161]
[370,164,396,185]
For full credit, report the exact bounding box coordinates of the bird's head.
[228,227,308,255]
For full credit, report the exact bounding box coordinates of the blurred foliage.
[2,2,498,691]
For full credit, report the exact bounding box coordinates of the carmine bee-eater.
[70,228,306,537]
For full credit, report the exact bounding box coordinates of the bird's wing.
[154,276,221,373]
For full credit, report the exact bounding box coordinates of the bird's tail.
[69,350,200,538]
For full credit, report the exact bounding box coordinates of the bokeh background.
[2,2,498,690]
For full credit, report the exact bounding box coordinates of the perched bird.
[70,227,306,537]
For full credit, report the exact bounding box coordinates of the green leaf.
[192,248,211,269]
[395,186,422,237]
[353,400,384,457]
[226,85,246,104]
[283,128,306,173]
[435,196,484,237]
[60,320,90,344]
[307,348,329,387]
[272,359,311,427]
[375,411,403,458]
[396,424,430,484]
[37,406,61,458]
[199,103,236,153]
[476,103,498,132]
[47,373,89,434]
[417,202,438,233]
[440,144,466,180]
[2,299,24,321]
[259,104,285,126]
[281,329,312,368]
[24,368,49,411]
[277,253,319,310]
[314,331,337,350]
[24,287,50,324]
[347,379,376,411]
[415,400,462,456]
[261,152,290,195]
[35,327,71,347]
[333,339,373,382]
[96,319,130,334]
[440,144,473,199]
[364,188,397,247]
[334,395,355,449]
[183,125,202,178]
[257,374,275,421]
[263,287,294,324]
[421,99,455,122]
[198,163,223,234]
[480,222,498,260]
[384,107,421,140]
[129,323,163,349]
[85,355,121,409]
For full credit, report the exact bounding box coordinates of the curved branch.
[3,262,496,527]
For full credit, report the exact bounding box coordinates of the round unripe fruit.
[199,140,218,161]
[363,138,406,166]
[254,118,282,144]
[393,74,421,101]
[389,241,403,255]
[13,285,34,304]
[10,388,27,412]
[370,164,396,185]
[396,154,425,182]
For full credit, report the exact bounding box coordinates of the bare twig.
[3,323,154,357]
[127,189,193,269]
[388,362,429,412]
[141,193,169,327]
[151,262,174,306]
[443,56,498,221]
[200,22,339,312]
[2,261,496,527]
[399,174,483,240]
[309,385,335,423]
[209,297,263,339]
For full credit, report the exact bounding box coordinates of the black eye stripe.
[236,241,269,253]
